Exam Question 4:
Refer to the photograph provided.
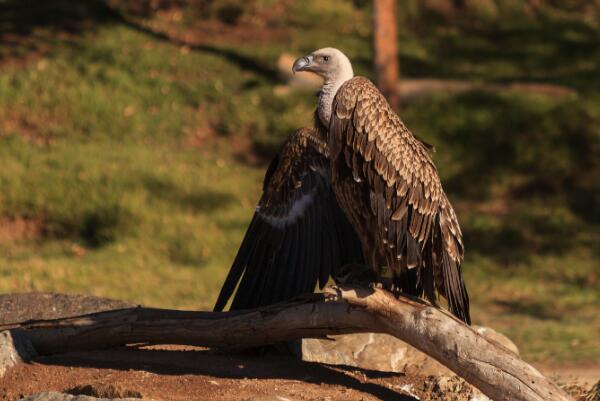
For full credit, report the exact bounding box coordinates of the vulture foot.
[334,263,378,287]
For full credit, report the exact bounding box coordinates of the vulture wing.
[213,127,364,311]
[329,77,470,323]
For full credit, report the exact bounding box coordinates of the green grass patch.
[0,138,263,309]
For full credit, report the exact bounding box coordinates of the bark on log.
[1,286,571,401]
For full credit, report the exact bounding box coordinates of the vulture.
[214,47,470,324]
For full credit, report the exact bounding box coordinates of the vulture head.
[292,47,354,83]
[293,48,355,126]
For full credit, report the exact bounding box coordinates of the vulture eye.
[323,56,329,62]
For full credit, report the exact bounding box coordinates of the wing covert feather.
[329,77,470,323]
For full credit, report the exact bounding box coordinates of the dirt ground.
[1,345,433,401]
[1,344,598,401]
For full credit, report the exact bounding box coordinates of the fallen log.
[0,285,572,401]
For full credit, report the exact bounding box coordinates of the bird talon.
[334,263,378,287]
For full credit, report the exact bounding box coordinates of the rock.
[19,392,152,401]
[303,332,449,375]
[244,396,300,401]
[420,376,480,401]
[0,292,135,378]
[469,393,491,401]
[583,381,600,401]
[277,53,321,89]
[0,292,136,324]
[0,330,36,377]
[302,326,518,375]
[433,375,467,393]
[561,380,600,401]
[395,383,420,399]
[67,384,144,399]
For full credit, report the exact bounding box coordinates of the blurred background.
[0,0,598,367]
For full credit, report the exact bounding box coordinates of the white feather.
[257,191,315,229]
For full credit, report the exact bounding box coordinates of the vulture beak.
[292,55,312,74]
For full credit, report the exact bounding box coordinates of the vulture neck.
[318,69,354,127]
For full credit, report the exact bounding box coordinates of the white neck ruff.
[318,69,354,127]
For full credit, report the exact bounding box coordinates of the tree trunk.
[373,0,399,109]
[1,286,571,401]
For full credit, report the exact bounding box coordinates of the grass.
[0,0,598,364]
[0,136,264,309]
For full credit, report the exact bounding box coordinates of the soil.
[0,345,430,401]
[1,345,597,401]
[0,219,45,246]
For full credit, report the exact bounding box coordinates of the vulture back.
[328,77,470,323]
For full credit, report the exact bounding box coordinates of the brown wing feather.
[214,127,364,311]
[329,77,470,323]
[260,127,328,207]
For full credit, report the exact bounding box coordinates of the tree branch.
[1,286,572,401]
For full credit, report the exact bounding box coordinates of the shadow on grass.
[462,209,584,264]
[38,347,415,401]
[493,299,562,321]
[402,18,600,91]
[36,201,136,249]
[0,0,118,60]
[407,90,599,263]
[419,92,598,203]
[115,13,280,83]
[0,0,279,83]
[143,175,236,213]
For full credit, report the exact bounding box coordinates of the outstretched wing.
[329,77,470,323]
[213,127,364,311]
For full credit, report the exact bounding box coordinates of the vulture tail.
[431,213,471,324]
[441,253,471,324]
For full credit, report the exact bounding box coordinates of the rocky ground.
[0,293,598,401]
